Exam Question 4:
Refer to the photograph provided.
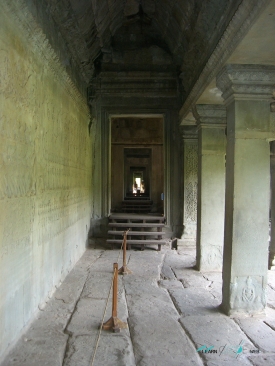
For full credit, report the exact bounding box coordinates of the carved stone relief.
[230,276,266,312]
[184,142,198,225]
[201,245,223,271]
[0,3,92,356]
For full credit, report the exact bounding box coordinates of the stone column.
[178,124,198,248]
[169,110,184,238]
[216,64,275,315]
[270,141,275,270]
[193,105,226,271]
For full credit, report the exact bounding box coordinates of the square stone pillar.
[193,105,226,271]
[217,64,275,315]
[270,141,275,270]
[178,125,198,248]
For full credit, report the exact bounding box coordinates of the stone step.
[108,214,166,250]
[107,239,166,244]
[122,207,151,213]
[108,230,164,236]
[109,213,165,222]
[124,196,150,200]
[122,200,153,204]
[108,223,165,228]
[107,239,167,251]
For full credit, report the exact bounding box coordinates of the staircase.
[121,199,153,213]
[107,213,167,251]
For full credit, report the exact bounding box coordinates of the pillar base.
[269,251,275,270]
[222,276,266,316]
[177,238,196,249]
[221,303,266,317]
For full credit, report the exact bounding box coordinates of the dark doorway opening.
[111,117,164,213]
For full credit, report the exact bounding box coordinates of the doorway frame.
[100,109,172,225]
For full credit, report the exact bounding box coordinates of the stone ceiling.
[41,0,242,98]
[196,0,275,106]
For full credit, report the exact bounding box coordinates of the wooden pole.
[102,263,128,332]
[112,263,118,318]
[118,230,132,275]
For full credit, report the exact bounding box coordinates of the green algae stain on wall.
[0,2,92,358]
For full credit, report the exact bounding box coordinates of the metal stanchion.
[118,230,132,275]
[102,263,128,333]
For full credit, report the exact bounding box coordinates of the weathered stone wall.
[0,2,92,358]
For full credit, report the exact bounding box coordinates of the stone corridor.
[2,244,275,366]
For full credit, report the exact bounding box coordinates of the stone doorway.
[124,148,151,199]
[111,117,164,213]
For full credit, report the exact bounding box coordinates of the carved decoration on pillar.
[269,141,275,270]
[229,276,266,312]
[181,126,198,242]
[200,245,223,271]
[217,64,275,104]
[206,246,223,268]
[185,145,198,223]
[192,104,226,127]
[192,104,226,271]
[242,277,256,303]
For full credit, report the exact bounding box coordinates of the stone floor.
[1,243,275,366]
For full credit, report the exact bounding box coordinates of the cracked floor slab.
[1,246,275,366]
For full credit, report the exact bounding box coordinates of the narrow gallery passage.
[2,244,275,366]
[2,2,275,366]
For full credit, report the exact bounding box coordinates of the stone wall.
[0,2,92,358]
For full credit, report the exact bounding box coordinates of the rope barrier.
[118,229,132,275]
[90,232,127,366]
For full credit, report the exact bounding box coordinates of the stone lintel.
[217,64,275,105]
[89,71,179,100]
[197,123,226,131]
[234,131,275,140]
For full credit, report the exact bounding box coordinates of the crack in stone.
[170,266,178,279]
[176,319,207,366]
[267,303,275,310]
[122,277,137,366]
[62,251,105,365]
[159,251,178,280]
[166,288,182,317]
[159,251,167,277]
[62,337,76,366]
[180,279,189,288]
[55,297,67,304]
[232,318,264,353]
[263,320,275,332]
[208,290,219,301]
